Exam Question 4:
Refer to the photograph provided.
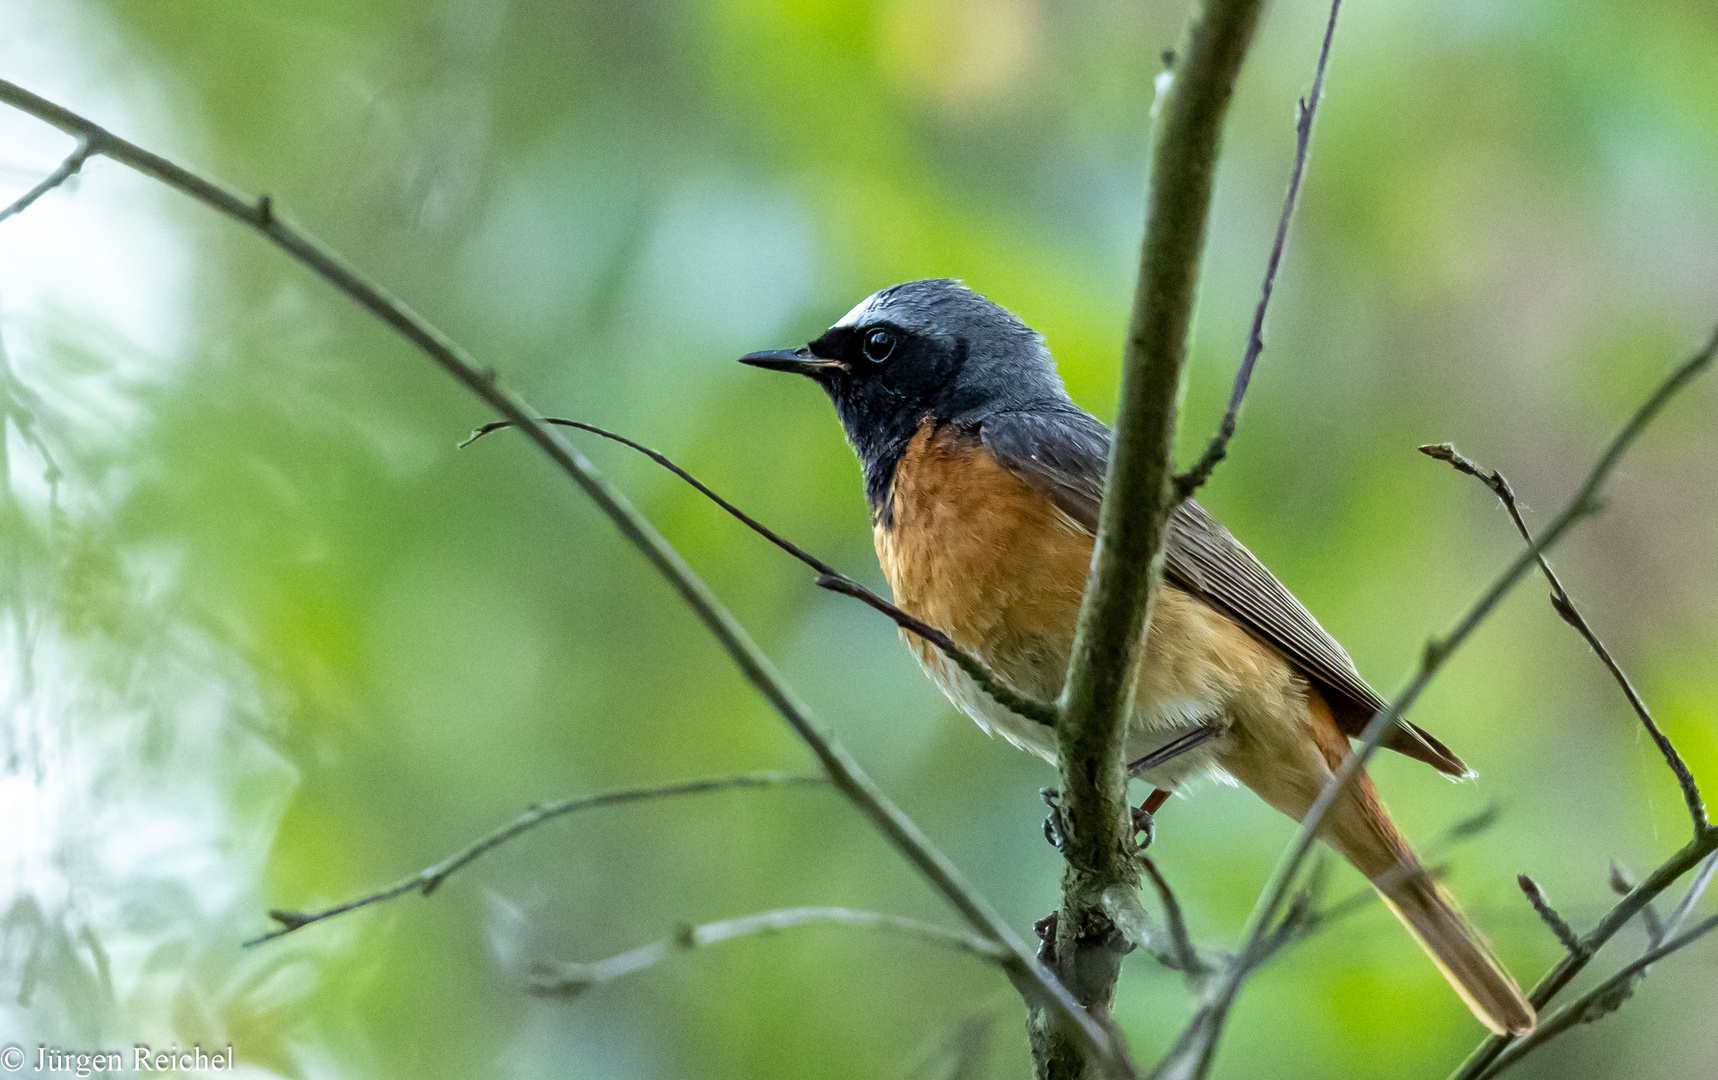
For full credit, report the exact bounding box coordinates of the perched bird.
[741,279,1534,1035]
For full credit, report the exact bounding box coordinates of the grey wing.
[978,408,1469,778]
[975,406,1111,531]
[1163,502,1468,777]
[1163,500,1385,714]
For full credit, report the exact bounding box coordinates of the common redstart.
[741,279,1534,1035]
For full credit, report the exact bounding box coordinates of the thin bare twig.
[1258,874,1327,960]
[1140,855,1207,979]
[1040,2,1265,1074]
[1448,338,1718,1080]
[0,137,91,224]
[1254,861,1440,968]
[1137,854,1422,977]
[1476,910,1718,1079]
[1452,831,1718,1080]
[1175,0,1342,500]
[1608,861,1666,946]
[1164,326,1718,1080]
[1664,851,1718,939]
[463,417,1056,727]
[0,77,1118,1067]
[1516,875,1584,958]
[1160,490,1587,1076]
[244,772,826,946]
[1419,442,1707,832]
[528,906,1008,997]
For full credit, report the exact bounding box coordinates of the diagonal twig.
[1516,875,1584,958]
[1448,335,1718,1080]
[1451,831,1718,1080]
[462,417,1056,727]
[1140,855,1207,980]
[527,905,1008,997]
[244,772,826,946]
[0,136,91,224]
[1419,441,1707,832]
[1475,910,1718,1079]
[1608,861,1666,946]
[1259,868,1329,961]
[1174,0,1342,500]
[1663,850,1718,939]
[1259,805,1499,965]
[1162,324,1718,1080]
[0,76,1121,1069]
[1256,860,1446,968]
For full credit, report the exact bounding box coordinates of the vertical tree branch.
[0,77,1121,1070]
[1035,2,1263,1076]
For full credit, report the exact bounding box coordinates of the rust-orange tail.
[1291,685,1535,1036]
[1373,856,1536,1036]
[1320,771,1536,1036]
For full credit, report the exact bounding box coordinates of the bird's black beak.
[738,347,847,378]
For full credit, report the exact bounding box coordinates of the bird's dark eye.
[862,328,897,364]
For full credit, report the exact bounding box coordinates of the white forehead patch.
[833,289,886,328]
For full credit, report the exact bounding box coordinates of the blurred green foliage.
[1,1,1716,1078]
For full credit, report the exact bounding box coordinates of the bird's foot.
[1033,911,1058,966]
[1132,788,1172,852]
[1131,805,1156,851]
[1040,787,1067,853]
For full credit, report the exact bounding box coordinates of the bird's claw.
[1033,911,1059,965]
[1132,805,1156,851]
[1040,787,1067,853]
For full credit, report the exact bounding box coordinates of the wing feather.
[976,408,1469,778]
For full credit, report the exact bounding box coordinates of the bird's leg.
[1132,787,1171,850]
[1125,722,1220,851]
[1127,723,1219,777]
[1039,787,1067,853]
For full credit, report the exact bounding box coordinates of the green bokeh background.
[2,1,1716,1077]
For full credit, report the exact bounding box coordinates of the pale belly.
[908,587,1282,792]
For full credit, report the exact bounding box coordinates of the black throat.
[814,333,977,530]
[826,387,935,530]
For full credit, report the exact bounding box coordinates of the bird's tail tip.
[1376,865,1537,1036]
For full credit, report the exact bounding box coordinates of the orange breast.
[873,422,1095,699]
